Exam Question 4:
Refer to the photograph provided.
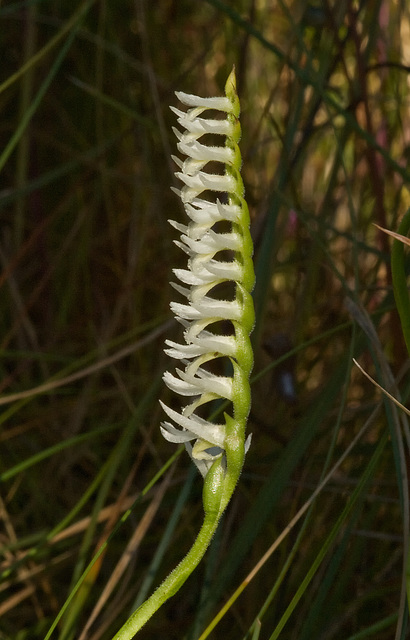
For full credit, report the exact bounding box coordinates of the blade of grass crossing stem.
[43,446,183,640]
[131,465,197,610]
[58,376,163,639]
[268,431,389,640]
[188,507,226,640]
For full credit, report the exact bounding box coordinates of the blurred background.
[1,1,410,638]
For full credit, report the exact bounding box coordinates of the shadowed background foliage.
[1,1,410,639]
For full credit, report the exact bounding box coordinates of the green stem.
[112,508,220,639]
[112,454,240,639]
[391,207,410,357]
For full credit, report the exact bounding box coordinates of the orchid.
[113,67,254,639]
[161,66,254,482]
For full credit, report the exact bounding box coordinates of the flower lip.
[174,91,233,112]
[163,369,233,400]
[160,400,226,448]
[176,171,237,198]
[177,139,235,165]
[170,298,241,321]
[169,108,234,136]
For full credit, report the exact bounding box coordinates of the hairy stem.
[112,460,230,640]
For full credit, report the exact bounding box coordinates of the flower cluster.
[160,68,254,477]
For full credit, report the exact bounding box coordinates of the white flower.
[161,69,254,477]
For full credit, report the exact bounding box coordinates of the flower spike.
[111,68,255,640]
[162,67,255,480]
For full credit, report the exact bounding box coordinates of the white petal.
[160,422,196,443]
[159,401,226,447]
[172,126,182,142]
[190,283,223,305]
[175,233,204,251]
[175,91,232,112]
[177,234,214,254]
[176,171,236,194]
[178,367,233,400]
[187,118,232,135]
[170,301,203,320]
[164,339,206,359]
[168,219,188,234]
[205,259,243,280]
[184,199,240,224]
[173,240,192,256]
[183,203,220,225]
[181,224,211,241]
[192,297,241,320]
[179,187,203,204]
[170,186,184,201]
[186,331,237,356]
[216,199,241,221]
[180,231,240,254]
[189,253,218,275]
[177,140,234,165]
[207,230,241,250]
[171,154,184,170]
[170,111,233,136]
[173,268,214,286]
[170,281,190,297]
[163,370,202,396]
[177,157,208,176]
[169,105,187,119]
[170,298,241,321]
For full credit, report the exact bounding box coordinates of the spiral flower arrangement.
[113,68,254,639]
[161,67,255,487]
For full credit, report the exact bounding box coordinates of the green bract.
[161,67,255,484]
